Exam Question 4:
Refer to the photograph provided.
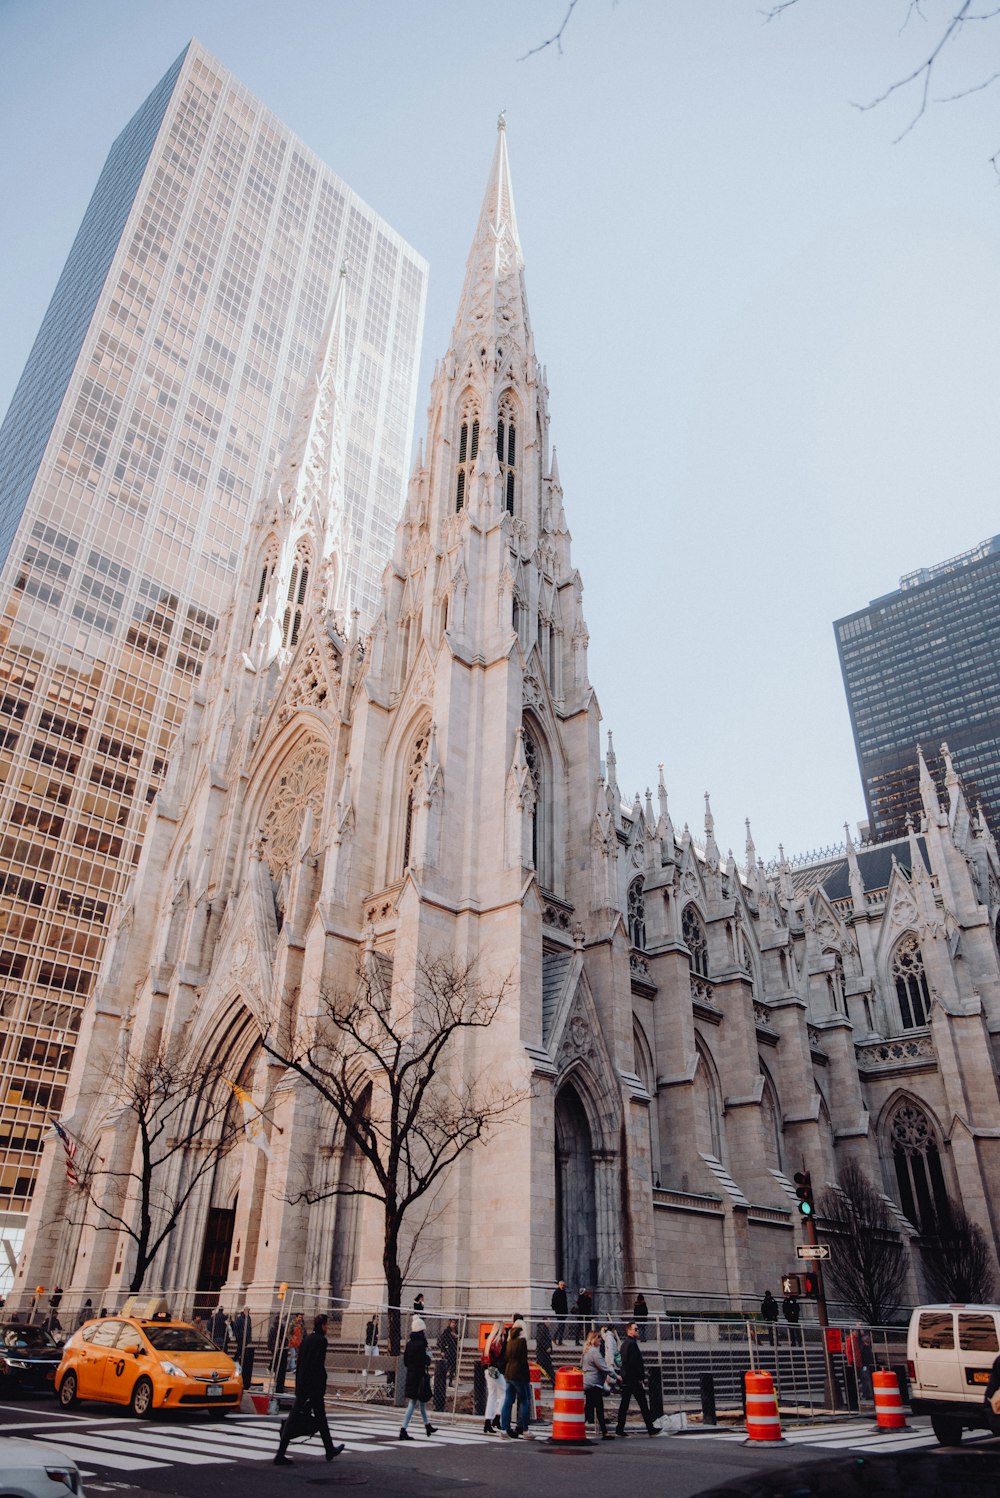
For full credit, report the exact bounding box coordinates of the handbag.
[420,1373,433,1403]
[281,1402,320,1441]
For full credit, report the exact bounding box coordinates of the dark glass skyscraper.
[835,535,1000,841]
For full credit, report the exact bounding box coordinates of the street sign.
[796,1244,831,1260]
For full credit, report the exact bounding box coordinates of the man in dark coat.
[551,1280,568,1344]
[782,1293,801,1347]
[273,1314,344,1465]
[232,1305,255,1387]
[208,1306,228,1349]
[615,1321,658,1437]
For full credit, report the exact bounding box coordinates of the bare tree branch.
[519,0,580,61]
[818,1161,909,1324]
[921,1198,997,1301]
[263,953,521,1350]
[71,1045,270,1291]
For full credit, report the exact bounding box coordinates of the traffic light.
[801,1272,818,1299]
[794,1170,814,1218]
[781,1274,801,1298]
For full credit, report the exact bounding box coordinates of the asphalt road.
[2,1394,999,1498]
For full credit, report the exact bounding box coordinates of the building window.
[497,394,517,515]
[889,1100,949,1229]
[281,545,310,648]
[249,545,276,647]
[891,933,930,1029]
[628,876,646,950]
[400,723,431,874]
[455,403,479,512]
[683,904,708,977]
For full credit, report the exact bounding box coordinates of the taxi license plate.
[207,1385,222,1397]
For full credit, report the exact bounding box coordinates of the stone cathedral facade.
[15,123,1000,1316]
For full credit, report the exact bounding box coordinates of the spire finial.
[497,108,507,132]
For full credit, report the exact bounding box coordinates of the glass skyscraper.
[0,40,426,1254]
[835,535,1000,842]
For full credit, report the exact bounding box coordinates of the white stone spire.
[449,115,532,385]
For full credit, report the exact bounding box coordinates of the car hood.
[1,1438,80,1468]
[152,1349,238,1375]
[2,1345,62,1362]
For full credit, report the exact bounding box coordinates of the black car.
[0,1322,63,1393]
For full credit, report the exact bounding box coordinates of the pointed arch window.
[628,876,646,950]
[281,545,311,649]
[522,721,555,890]
[889,1099,949,1229]
[248,545,277,647]
[683,904,709,978]
[455,402,480,512]
[891,933,931,1030]
[497,394,518,515]
[400,722,431,874]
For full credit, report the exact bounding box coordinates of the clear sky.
[2,0,999,866]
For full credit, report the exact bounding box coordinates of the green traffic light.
[799,1200,813,1216]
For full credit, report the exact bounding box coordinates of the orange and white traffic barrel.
[872,1369,907,1430]
[529,1362,544,1421]
[551,1366,587,1443]
[744,1370,784,1444]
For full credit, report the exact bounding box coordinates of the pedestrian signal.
[277,1281,288,1300]
[801,1272,818,1299]
[781,1274,801,1298]
[793,1170,814,1217]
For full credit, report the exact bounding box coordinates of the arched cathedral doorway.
[554,1084,598,1296]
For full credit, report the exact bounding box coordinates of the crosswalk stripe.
[14,1435,167,1471]
[95,1430,244,1462]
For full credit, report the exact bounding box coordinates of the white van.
[906,1303,1000,1444]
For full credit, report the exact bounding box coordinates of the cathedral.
[15,121,1000,1318]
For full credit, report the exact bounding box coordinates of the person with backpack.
[399,1316,437,1439]
[481,1319,508,1434]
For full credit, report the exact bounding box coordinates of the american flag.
[51,1120,80,1188]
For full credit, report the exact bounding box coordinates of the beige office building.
[0,39,426,1278]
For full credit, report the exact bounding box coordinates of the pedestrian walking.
[602,1322,621,1373]
[760,1290,779,1346]
[574,1287,593,1344]
[481,1319,508,1434]
[437,1318,458,1385]
[273,1314,344,1465]
[208,1306,228,1349]
[535,1315,556,1382]
[398,1316,437,1439]
[615,1321,658,1437]
[288,1312,304,1373]
[782,1292,801,1347]
[632,1292,649,1342]
[500,1316,533,1439]
[268,1312,289,1394]
[551,1280,568,1344]
[582,1330,615,1439]
[232,1304,255,1386]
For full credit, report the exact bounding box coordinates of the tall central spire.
[449,113,531,373]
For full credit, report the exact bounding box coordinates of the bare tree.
[263,953,520,1351]
[76,1046,260,1292]
[818,1161,909,1325]
[921,1197,997,1303]
[764,0,1000,167]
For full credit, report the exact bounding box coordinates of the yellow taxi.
[55,1313,243,1416]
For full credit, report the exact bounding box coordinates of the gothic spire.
[449,113,532,381]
